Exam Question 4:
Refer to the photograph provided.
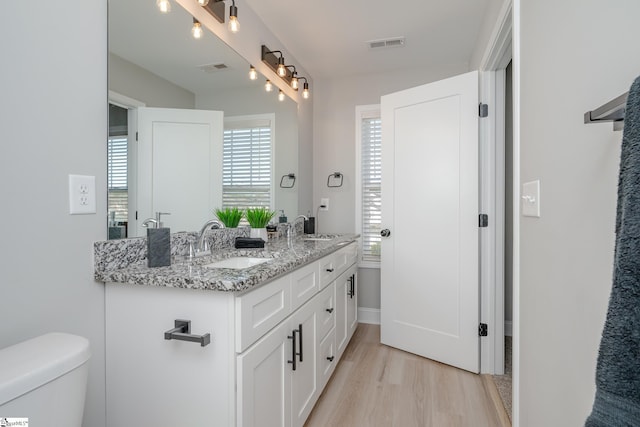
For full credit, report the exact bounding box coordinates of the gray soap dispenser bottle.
[145,212,171,267]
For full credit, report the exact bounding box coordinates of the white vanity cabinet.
[105,242,358,427]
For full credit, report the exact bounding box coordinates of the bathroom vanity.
[97,234,358,427]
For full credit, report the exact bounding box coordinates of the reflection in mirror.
[108,0,298,238]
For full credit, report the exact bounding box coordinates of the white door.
[134,107,223,236]
[380,71,480,373]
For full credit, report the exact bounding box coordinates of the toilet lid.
[0,332,91,405]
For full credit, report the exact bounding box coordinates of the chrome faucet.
[196,219,225,253]
[287,215,308,240]
[142,218,158,228]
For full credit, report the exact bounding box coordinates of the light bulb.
[228,15,240,33]
[157,0,171,13]
[278,90,285,102]
[249,66,257,80]
[291,75,299,90]
[277,63,286,77]
[302,83,310,99]
[265,80,273,92]
[197,0,209,5]
[192,20,203,39]
[228,3,239,33]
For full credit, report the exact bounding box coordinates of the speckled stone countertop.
[96,234,358,293]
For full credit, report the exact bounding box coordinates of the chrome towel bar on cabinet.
[164,319,211,347]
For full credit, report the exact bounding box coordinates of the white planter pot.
[250,228,268,241]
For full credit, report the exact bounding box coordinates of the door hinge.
[135,211,138,220]
[136,131,139,141]
[479,214,488,228]
[479,103,489,118]
[479,323,488,337]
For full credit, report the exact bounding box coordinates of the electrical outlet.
[69,174,96,215]
[320,198,329,211]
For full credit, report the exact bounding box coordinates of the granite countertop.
[96,234,358,292]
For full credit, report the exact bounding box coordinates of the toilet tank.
[0,333,91,426]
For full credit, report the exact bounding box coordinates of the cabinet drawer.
[319,256,336,288]
[291,261,320,310]
[236,275,291,353]
[317,283,336,341]
[334,243,358,277]
[318,328,337,390]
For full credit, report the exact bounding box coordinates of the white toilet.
[0,332,91,426]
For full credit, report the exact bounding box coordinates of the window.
[356,105,382,266]
[107,135,128,223]
[223,115,274,209]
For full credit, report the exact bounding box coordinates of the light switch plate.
[522,180,540,218]
[69,174,96,214]
[320,198,329,211]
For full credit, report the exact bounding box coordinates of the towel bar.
[584,92,628,131]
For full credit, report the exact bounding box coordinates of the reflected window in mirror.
[223,114,275,210]
[108,104,129,239]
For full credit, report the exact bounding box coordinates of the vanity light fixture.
[248,65,257,80]
[261,45,308,98]
[191,18,204,39]
[265,79,273,92]
[228,0,239,33]
[157,0,171,13]
[278,90,285,102]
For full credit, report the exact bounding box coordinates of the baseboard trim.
[505,320,513,337]
[358,307,380,324]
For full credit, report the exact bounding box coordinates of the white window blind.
[356,106,382,265]
[223,117,273,209]
[107,136,128,223]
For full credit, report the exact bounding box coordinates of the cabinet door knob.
[325,308,334,313]
[326,268,334,272]
[326,356,335,362]
[381,229,391,237]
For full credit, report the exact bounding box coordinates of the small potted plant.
[245,207,275,240]
[214,207,243,228]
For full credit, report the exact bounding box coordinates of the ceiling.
[242,0,493,79]
[109,0,253,94]
[108,0,494,94]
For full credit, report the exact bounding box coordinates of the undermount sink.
[203,257,272,269]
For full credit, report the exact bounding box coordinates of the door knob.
[380,229,391,237]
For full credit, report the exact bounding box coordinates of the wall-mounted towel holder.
[327,172,343,188]
[280,173,296,188]
[584,92,628,131]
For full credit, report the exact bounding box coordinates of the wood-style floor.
[305,324,510,427]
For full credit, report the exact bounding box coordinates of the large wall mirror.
[108,0,299,238]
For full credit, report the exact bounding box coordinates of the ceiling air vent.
[367,37,406,50]
[197,63,229,73]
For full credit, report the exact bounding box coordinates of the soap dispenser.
[279,210,287,223]
[146,212,171,268]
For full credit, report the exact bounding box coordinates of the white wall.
[312,64,469,310]
[0,2,107,427]
[109,53,195,108]
[517,1,640,425]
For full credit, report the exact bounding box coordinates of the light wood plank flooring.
[305,324,509,427]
